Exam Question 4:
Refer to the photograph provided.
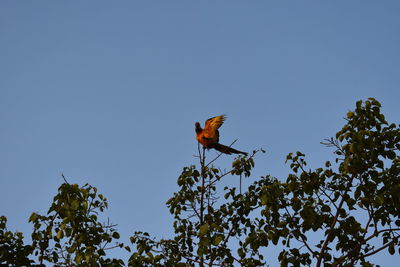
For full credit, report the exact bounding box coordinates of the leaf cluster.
[245,98,400,266]
[0,216,34,265]
[1,182,126,266]
[1,98,399,267]
[129,149,267,267]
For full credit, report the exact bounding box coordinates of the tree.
[1,179,126,266]
[130,98,400,266]
[130,146,265,266]
[0,216,34,266]
[256,98,400,266]
[1,98,399,266]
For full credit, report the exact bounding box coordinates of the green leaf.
[389,243,395,255]
[347,112,354,118]
[71,199,79,210]
[213,234,224,246]
[199,224,209,236]
[237,248,245,258]
[29,213,38,222]
[75,254,82,264]
[112,232,120,239]
[56,229,64,239]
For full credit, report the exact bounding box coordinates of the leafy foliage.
[129,98,400,266]
[1,98,399,266]
[30,181,125,266]
[129,147,266,266]
[0,216,34,265]
[1,181,125,266]
[245,98,400,266]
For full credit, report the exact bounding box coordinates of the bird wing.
[203,115,226,140]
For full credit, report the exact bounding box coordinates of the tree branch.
[316,176,354,267]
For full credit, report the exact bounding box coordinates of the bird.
[195,115,248,155]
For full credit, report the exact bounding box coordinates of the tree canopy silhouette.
[1,98,399,266]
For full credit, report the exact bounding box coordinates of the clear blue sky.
[1,1,399,265]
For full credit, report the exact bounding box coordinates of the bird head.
[195,122,202,133]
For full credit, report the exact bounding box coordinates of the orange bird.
[195,115,247,155]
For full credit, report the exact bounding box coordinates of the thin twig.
[61,173,69,184]
[206,139,238,167]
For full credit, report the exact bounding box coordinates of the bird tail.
[214,143,248,155]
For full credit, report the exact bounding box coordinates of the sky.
[1,1,399,265]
